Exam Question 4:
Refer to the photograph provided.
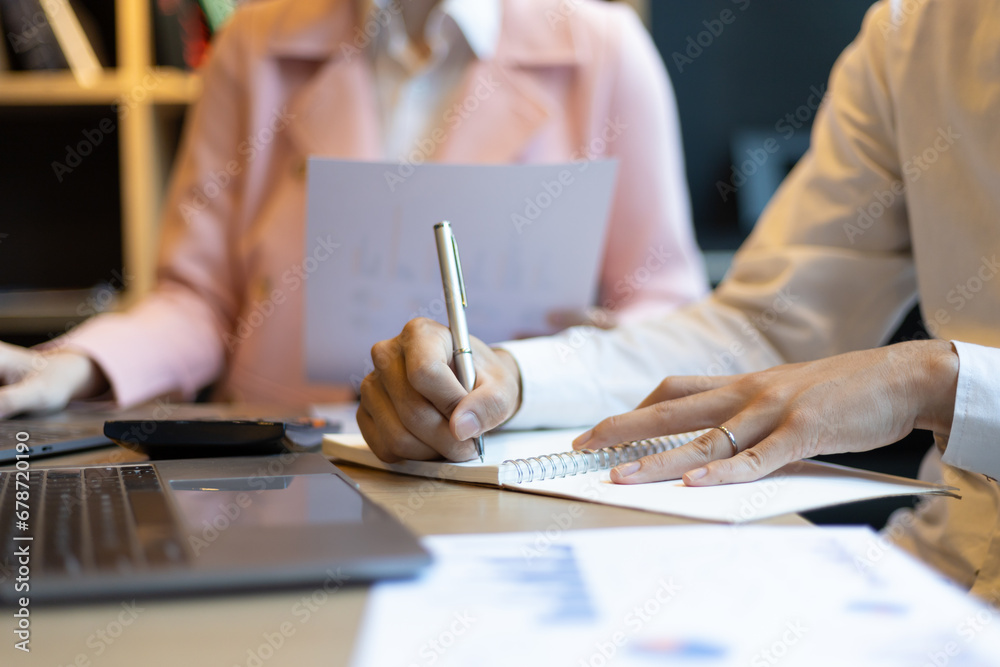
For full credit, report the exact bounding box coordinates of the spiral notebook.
[323,429,955,523]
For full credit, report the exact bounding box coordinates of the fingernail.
[454,412,482,441]
[613,461,640,478]
[573,429,593,449]
[685,467,707,481]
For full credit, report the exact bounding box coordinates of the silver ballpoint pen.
[433,221,485,462]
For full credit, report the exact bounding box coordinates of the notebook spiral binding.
[501,431,703,484]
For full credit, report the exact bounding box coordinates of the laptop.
[0,453,430,602]
[0,409,113,463]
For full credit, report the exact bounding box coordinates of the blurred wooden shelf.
[0,69,201,106]
[0,289,118,334]
[0,1,204,321]
[0,70,120,104]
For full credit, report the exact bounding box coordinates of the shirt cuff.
[941,340,1000,479]
[495,333,605,430]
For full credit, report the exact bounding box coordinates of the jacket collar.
[371,0,501,62]
[276,0,577,164]
[265,0,583,66]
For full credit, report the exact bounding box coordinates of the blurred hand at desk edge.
[0,341,109,418]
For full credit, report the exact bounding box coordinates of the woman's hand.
[572,340,959,486]
[0,342,108,417]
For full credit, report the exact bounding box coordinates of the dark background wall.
[649,0,876,249]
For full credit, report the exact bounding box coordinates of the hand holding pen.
[434,221,486,461]
[356,226,521,464]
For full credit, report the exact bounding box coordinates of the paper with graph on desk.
[350,527,1000,667]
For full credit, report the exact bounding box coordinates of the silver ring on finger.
[714,425,739,457]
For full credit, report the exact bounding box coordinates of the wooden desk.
[11,446,807,667]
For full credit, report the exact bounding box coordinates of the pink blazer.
[63,0,707,408]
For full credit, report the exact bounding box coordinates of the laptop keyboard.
[0,465,188,578]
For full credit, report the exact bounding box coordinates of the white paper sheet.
[323,429,953,521]
[304,159,618,387]
[517,462,951,523]
[351,527,1000,667]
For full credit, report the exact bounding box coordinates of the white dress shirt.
[500,0,1000,600]
[371,0,501,160]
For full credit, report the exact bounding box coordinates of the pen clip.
[451,235,467,308]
